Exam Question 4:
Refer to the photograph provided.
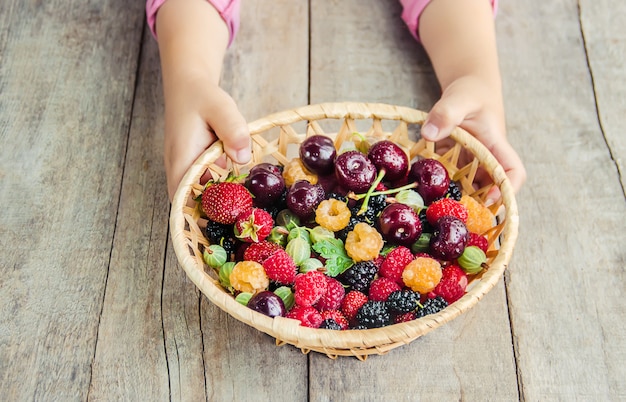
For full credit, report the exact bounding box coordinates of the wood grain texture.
[308,1,518,400]
[0,0,144,400]
[497,0,626,400]
[579,0,626,192]
[87,27,171,401]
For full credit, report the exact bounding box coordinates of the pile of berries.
[199,135,494,330]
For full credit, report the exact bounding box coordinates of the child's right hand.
[162,74,250,200]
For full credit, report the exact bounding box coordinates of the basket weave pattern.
[170,103,519,360]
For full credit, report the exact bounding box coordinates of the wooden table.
[2,0,625,400]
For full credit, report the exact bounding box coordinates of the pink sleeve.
[146,0,241,47]
[400,0,498,42]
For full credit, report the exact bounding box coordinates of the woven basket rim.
[169,102,519,358]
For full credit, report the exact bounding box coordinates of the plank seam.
[577,0,626,199]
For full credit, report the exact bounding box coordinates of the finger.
[204,92,251,165]
[421,91,478,141]
[488,140,527,196]
[165,119,217,201]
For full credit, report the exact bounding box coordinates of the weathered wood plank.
[308,1,519,400]
[87,27,171,400]
[0,0,144,400]
[497,0,626,400]
[580,0,626,192]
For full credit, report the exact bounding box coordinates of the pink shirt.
[146,0,240,46]
[146,0,497,45]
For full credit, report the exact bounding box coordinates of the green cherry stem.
[356,169,387,215]
[350,181,418,203]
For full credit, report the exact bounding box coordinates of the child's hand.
[163,75,250,199]
[155,0,251,200]
[417,0,527,201]
[420,75,527,200]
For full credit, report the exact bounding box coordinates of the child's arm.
[414,0,526,195]
[154,0,250,200]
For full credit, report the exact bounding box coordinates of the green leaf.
[312,238,354,277]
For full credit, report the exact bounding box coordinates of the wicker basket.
[170,102,519,360]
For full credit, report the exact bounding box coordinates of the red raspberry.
[341,290,368,321]
[426,198,468,225]
[294,271,328,307]
[368,277,402,302]
[394,312,416,323]
[467,232,489,253]
[320,310,349,330]
[379,246,414,285]
[234,208,274,243]
[285,305,323,328]
[315,277,346,311]
[262,249,297,285]
[428,265,468,304]
[243,241,282,264]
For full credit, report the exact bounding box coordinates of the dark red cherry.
[367,140,409,182]
[408,159,450,205]
[299,135,337,175]
[334,150,377,193]
[286,180,325,220]
[377,203,422,246]
[249,162,283,177]
[247,291,286,317]
[430,216,469,260]
[245,169,285,207]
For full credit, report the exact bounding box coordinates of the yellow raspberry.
[402,257,442,294]
[459,195,495,235]
[344,222,384,262]
[229,261,269,293]
[282,158,318,187]
[315,199,351,231]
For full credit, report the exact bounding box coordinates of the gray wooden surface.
[1,0,624,401]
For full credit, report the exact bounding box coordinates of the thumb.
[421,93,477,142]
[205,91,252,165]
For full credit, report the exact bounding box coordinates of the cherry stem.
[356,169,387,215]
[350,181,418,202]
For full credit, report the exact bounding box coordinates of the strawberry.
[425,198,469,225]
[201,180,253,224]
[427,265,468,304]
[243,241,282,264]
[234,208,274,243]
[340,290,368,321]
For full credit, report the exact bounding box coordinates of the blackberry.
[445,181,463,201]
[418,209,434,234]
[387,289,421,314]
[355,301,391,328]
[326,192,347,202]
[204,221,232,243]
[348,194,384,222]
[219,237,238,261]
[319,319,342,330]
[416,296,448,318]
[338,260,378,293]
